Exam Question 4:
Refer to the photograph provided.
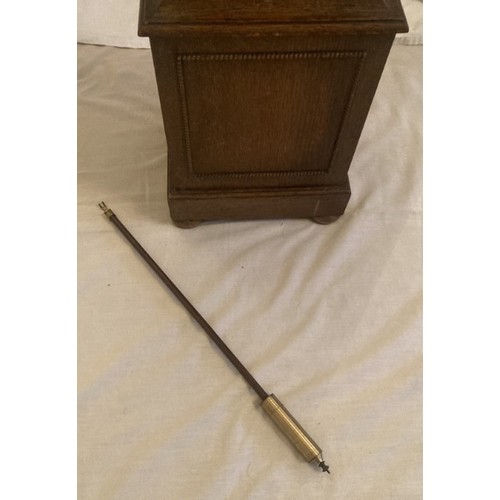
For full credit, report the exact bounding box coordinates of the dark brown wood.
[312,215,340,225]
[139,0,408,36]
[139,0,407,226]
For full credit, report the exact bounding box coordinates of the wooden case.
[138,0,408,227]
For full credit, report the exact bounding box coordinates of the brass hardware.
[262,394,330,473]
[98,201,114,218]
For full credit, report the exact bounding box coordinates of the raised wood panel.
[177,51,365,180]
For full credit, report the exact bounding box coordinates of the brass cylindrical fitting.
[261,394,329,472]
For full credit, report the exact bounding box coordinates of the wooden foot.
[172,219,202,229]
[311,215,339,225]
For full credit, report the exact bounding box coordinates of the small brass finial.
[98,201,114,218]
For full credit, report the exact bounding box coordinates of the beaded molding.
[176,50,366,180]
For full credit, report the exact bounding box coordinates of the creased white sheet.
[78,43,422,499]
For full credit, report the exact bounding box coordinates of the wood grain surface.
[141,1,407,226]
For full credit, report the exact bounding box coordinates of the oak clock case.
[138,0,408,227]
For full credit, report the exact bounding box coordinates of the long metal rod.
[98,202,330,474]
[98,202,269,401]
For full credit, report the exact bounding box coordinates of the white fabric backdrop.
[77,0,423,49]
[78,41,422,498]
